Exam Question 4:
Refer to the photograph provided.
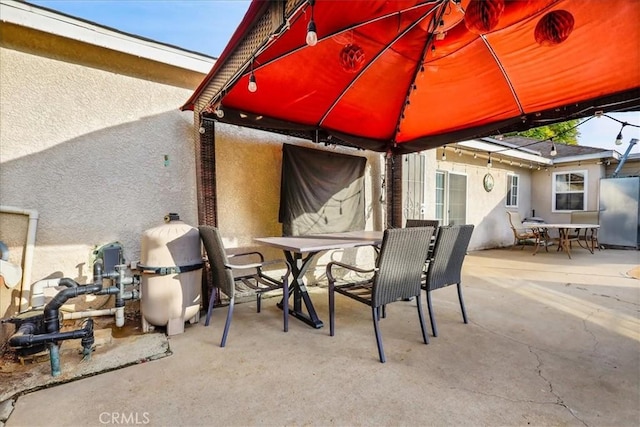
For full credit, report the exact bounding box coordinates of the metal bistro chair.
[326,226,435,363]
[422,224,474,337]
[199,226,290,347]
[507,211,543,250]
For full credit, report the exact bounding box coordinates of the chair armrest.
[326,261,377,283]
[226,258,291,280]
[259,259,291,277]
[228,251,265,262]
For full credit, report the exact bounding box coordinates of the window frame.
[435,170,468,226]
[552,169,588,212]
[505,173,520,208]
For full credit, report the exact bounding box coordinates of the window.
[553,170,587,211]
[506,174,519,207]
[435,171,445,221]
[403,153,427,219]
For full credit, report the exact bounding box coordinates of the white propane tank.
[139,213,202,335]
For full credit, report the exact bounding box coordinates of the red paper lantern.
[340,44,366,73]
[534,10,575,46]
[464,0,505,34]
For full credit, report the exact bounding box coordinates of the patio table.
[255,230,383,328]
[523,223,600,259]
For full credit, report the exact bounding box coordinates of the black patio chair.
[422,224,474,337]
[199,226,290,347]
[405,219,440,228]
[326,226,435,363]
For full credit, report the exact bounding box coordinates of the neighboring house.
[403,135,638,250]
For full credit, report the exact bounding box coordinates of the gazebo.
[181,0,640,226]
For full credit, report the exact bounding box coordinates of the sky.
[28,0,640,155]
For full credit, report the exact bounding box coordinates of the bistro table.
[255,230,384,328]
[523,223,600,259]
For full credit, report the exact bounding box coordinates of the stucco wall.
[429,154,533,250]
[213,123,384,285]
[0,46,198,331]
[531,163,604,223]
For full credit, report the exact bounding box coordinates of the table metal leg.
[559,228,572,259]
[277,251,324,329]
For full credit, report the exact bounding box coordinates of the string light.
[615,123,626,145]
[441,146,447,160]
[494,113,639,157]
[248,73,257,92]
[248,59,257,92]
[487,152,492,168]
[306,0,318,47]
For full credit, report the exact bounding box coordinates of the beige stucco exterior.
[403,150,534,250]
[2,0,632,349]
[0,15,208,342]
[0,6,385,348]
[213,124,384,284]
[531,162,605,223]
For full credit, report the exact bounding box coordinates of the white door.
[435,171,467,225]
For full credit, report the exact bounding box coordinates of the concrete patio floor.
[4,247,640,427]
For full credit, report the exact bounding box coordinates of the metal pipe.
[49,342,61,377]
[612,138,638,178]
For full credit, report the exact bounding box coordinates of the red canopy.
[182,0,640,154]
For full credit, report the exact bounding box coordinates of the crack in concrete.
[471,320,592,426]
[582,313,600,355]
[528,345,589,427]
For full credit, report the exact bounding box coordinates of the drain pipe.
[43,282,102,376]
[612,138,638,178]
[29,261,139,322]
[0,206,39,311]
[43,281,103,335]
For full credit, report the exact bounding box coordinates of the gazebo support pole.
[385,154,403,228]
[196,115,218,306]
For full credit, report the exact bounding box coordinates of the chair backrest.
[425,225,474,292]
[199,226,235,297]
[570,210,599,225]
[506,211,526,231]
[405,219,440,228]
[372,226,435,307]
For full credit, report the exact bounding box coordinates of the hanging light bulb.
[550,141,557,157]
[487,153,492,168]
[306,0,317,46]
[214,107,224,118]
[248,72,257,92]
[441,146,447,161]
[615,123,626,145]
